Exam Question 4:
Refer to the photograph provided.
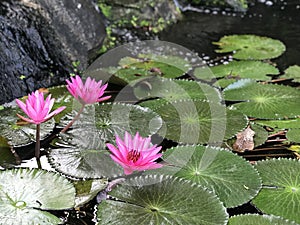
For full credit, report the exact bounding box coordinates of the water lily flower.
[16,90,66,168]
[16,90,66,124]
[66,75,111,105]
[106,132,163,175]
[62,75,111,133]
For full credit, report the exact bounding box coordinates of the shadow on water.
[160,0,300,70]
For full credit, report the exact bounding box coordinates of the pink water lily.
[106,132,163,175]
[66,75,111,105]
[16,90,66,124]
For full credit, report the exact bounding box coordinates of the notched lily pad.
[97,175,228,225]
[224,79,300,119]
[0,168,75,225]
[253,158,300,223]
[152,99,248,144]
[161,145,261,208]
[213,35,286,60]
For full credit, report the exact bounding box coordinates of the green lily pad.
[0,106,55,147]
[73,178,108,207]
[161,145,261,208]
[97,175,228,225]
[281,65,300,83]
[253,158,300,223]
[134,77,222,102]
[251,123,269,148]
[113,54,191,85]
[152,99,248,144]
[195,61,279,83]
[229,214,300,225]
[213,35,286,60]
[58,102,162,149]
[214,78,241,88]
[224,79,300,119]
[48,148,123,179]
[286,129,300,143]
[0,168,75,225]
[255,118,300,129]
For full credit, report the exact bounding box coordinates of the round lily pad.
[97,175,228,225]
[281,65,300,83]
[286,129,300,143]
[229,214,299,225]
[213,35,286,60]
[0,106,55,147]
[224,79,300,119]
[161,145,262,208]
[133,77,222,102]
[213,61,279,79]
[152,99,248,144]
[197,61,279,83]
[253,158,300,223]
[0,168,75,225]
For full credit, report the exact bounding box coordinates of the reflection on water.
[160,0,300,69]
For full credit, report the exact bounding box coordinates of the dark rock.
[0,0,106,104]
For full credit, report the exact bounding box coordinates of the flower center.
[127,150,141,163]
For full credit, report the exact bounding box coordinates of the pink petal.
[106,143,127,162]
[97,95,111,102]
[16,114,36,124]
[123,167,134,175]
[16,99,28,114]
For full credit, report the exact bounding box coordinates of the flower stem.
[61,104,85,133]
[36,124,42,169]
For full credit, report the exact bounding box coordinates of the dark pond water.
[160,0,300,70]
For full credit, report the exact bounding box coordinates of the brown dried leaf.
[233,126,255,152]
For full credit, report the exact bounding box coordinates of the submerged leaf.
[97,175,228,225]
[0,136,18,168]
[213,35,286,60]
